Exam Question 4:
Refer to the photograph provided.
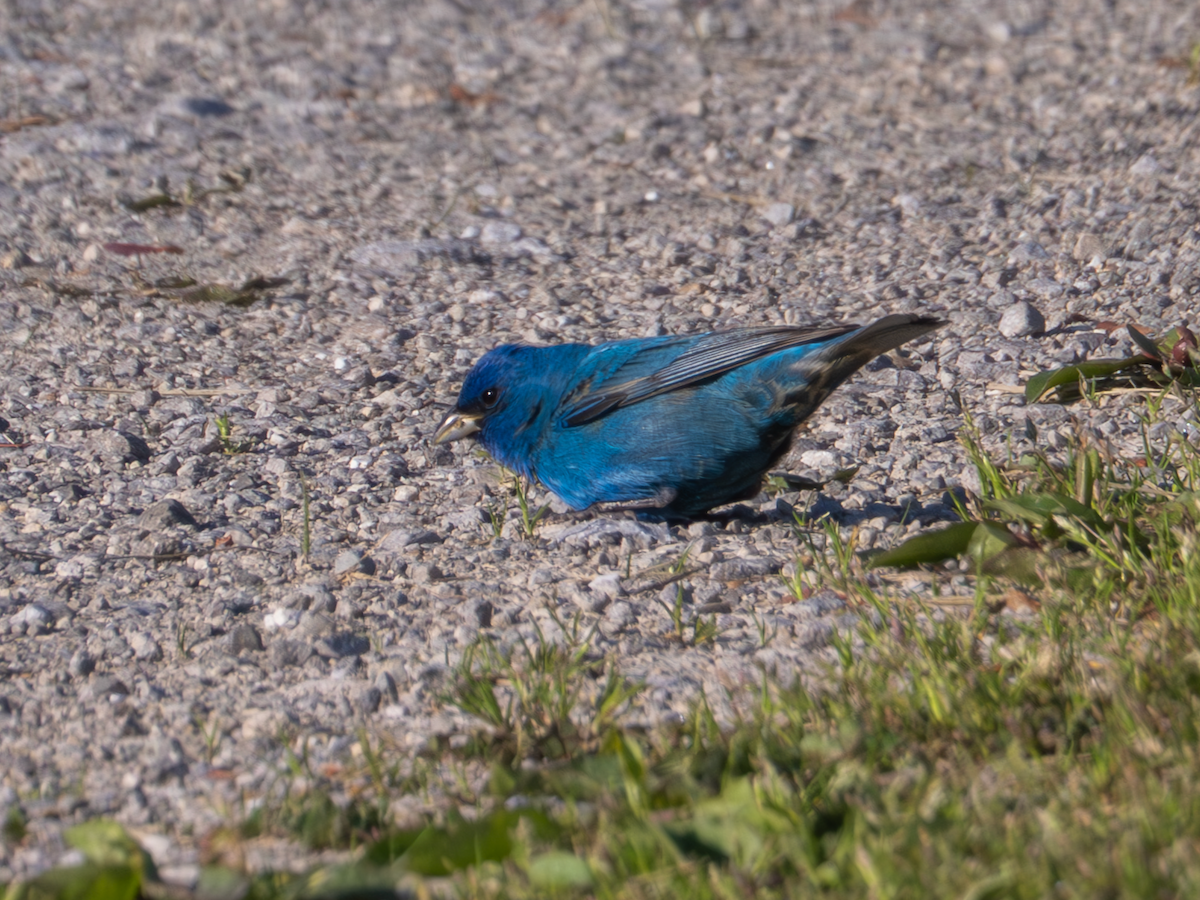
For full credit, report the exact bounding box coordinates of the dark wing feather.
[561,324,857,427]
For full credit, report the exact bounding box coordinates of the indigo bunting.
[435,314,942,518]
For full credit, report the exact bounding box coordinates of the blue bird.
[435,314,942,519]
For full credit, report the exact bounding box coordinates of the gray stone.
[295,584,337,613]
[1072,232,1107,262]
[1129,153,1161,176]
[10,604,51,636]
[588,572,624,598]
[549,519,673,549]
[998,301,1046,338]
[313,633,370,659]
[410,563,442,584]
[761,202,795,228]
[88,430,152,463]
[225,624,264,655]
[333,549,374,576]
[91,675,130,699]
[1006,242,1050,265]
[710,557,783,582]
[375,671,399,703]
[603,601,635,631]
[68,649,95,678]
[130,632,163,662]
[137,499,197,530]
[1027,278,1064,299]
[479,222,523,245]
[445,508,486,531]
[268,639,313,668]
[377,529,441,553]
[349,239,486,273]
[462,600,494,628]
[354,686,382,715]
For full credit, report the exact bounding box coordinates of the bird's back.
[528,316,940,515]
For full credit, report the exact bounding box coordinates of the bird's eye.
[481,387,501,409]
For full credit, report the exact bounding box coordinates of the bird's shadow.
[541,492,963,533]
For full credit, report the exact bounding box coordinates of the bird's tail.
[784,314,944,409]
[813,314,943,369]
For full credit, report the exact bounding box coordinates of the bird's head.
[434,344,584,462]
[432,348,509,445]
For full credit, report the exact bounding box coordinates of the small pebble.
[137,499,197,530]
[224,624,264,655]
[68,649,95,678]
[604,601,636,631]
[410,563,442,584]
[588,572,624,599]
[130,633,163,662]
[479,222,522,245]
[998,301,1046,338]
[761,202,795,227]
[334,549,374,576]
[1072,232,1107,262]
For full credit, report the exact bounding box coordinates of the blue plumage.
[435,314,942,518]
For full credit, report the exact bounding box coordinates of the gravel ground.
[2,0,1199,884]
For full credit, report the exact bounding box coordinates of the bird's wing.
[560,324,857,427]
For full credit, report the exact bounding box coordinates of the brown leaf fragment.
[1170,325,1198,368]
[834,0,877,27]
[102,242,185,257]
[217,167,252,188]
[448,83,502,106]
[21,277,95,297]
[0,115,50,133]
[535,10,571,26]
[1001,589,1040,614]
[173,284,242,304]
[153,276,199,289]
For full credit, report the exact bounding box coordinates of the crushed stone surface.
[2,0,1199,882]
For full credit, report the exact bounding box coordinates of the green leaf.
[527,851,595,889]
[962,869,1017,900]
[663,778,793,869]
[1127,325,1164,360]
[868,522,979,569]
[1024,357,1147,403]
[967,522,1019,563]
[767,472,826,490]
[984,497,1051,528]
[193,865,249,900]
[985,493,1103,530]
[295,863,401,896]
[363,827,425,866]
[399,812,514,876]
[64,821,155,880]
[14,864,139,900]
[526,753,625,802]
[981,547,1046,584]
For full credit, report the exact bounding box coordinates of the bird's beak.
[433,410,482,444]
